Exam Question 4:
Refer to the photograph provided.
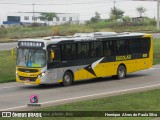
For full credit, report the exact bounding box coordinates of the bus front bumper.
[16,76,41,84]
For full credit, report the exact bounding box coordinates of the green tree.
[90,12,101,23]
[110,7,124,20]
[39,12,57,25]
[122,16,130,22]
[136,6,146,17]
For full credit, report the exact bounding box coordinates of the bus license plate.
[25,78,30,82]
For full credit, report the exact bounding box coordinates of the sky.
[0,0,158,22]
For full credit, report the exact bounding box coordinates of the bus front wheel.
[117,65,126,79]
[62,71,73,86]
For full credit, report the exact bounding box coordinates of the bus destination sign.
[18,41,44,48]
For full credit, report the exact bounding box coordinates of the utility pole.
[113,0,116,10]
[32,3,35,23]
[157,0,160,30]
[133,0,160,30]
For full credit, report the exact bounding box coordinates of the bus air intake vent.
[18,68,39,73]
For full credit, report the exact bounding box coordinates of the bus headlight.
[16,71,18,76]
[38,72,46,77]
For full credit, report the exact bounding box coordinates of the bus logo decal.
[84,58,104,76]
[116,55,131,61]
[27,61,32,67]
[84,65,96,76]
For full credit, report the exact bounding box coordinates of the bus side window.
[78,42,90,59]
[129,39,141,54]
[62,44,76,61]
[48,47,60,62]
[116,40,128,55]
[91,43,96,58]
[104,41,111,56]
[47,49,54,62]
[91,42,103,58]
[141,38,150,53]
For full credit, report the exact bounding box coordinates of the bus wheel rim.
[64,75,70,83]
[119,69,124,77]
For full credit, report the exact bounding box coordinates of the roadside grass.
[153,39,160,64]
[0,26,53,42]
[2,89,160,120]
[39,88,160,109]
[87,22,157,33]
[39,89,160,111]
[0,24,158,42]
[0,39,160,83]
[0,50,16,83]
[36,89,160,120]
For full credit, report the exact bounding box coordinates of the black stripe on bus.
[48,53,149,69]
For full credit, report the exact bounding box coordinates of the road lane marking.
[1,83,160,111]
[39,83,160,105]
[0,105,27,111]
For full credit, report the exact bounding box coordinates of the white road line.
[0,105,27,111]
[1,83,160,111]
[39,83,160,105]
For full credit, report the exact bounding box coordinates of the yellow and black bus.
[16,32,153,86]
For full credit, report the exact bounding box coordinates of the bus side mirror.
[11,47,17,60]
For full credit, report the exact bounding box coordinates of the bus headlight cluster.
[16,71,18,76]
[38,72,46,77]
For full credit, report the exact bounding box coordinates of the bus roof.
[18,32,150,45]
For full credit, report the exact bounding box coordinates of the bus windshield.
[17,48,46,68]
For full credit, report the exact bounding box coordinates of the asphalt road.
[152,33,160,39]
[0,65,160,111]
[0,42,17,51]
[0,33,160,51]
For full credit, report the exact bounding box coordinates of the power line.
[0,0,132,6]
[0,1,113,5]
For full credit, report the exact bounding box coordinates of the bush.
[0,29,7,38]
[149,19,156,26]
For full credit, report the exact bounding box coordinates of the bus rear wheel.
[117,65,126,79]
[62,71,73,87]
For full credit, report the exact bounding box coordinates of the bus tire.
[117,65,126,79]
[112,75,117,79]
[39,84,46,86]
[62,71,73,87]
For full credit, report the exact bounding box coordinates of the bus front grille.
[18,76,37,82]
[18,68,39,73]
